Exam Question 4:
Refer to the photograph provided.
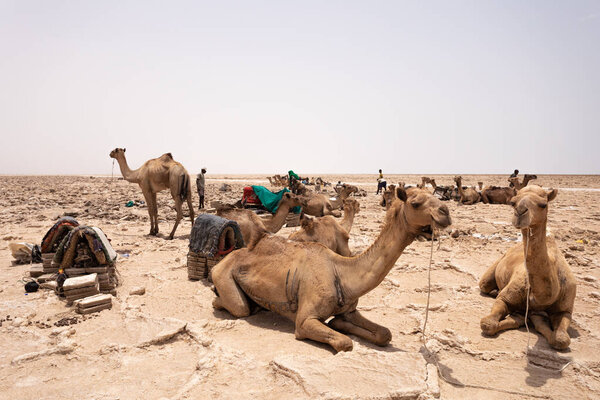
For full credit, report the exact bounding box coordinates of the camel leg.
[168,197,183,240]
[295,317,353,352]
[150,192,159,235]
[481,298,522,335]
[549,312,572,349]
[529,314,555,346]
[329,310,391,346]
[481,193,489,204]
[142,189,157,236]
[211,261,250,317]
[479,259,500,294]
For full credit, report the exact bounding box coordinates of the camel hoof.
[166,235,174,240]
[332,337,353,352]
[374,328,392,346]
[480,318,498,336]
[212,297,224,310]
[551,332,571,350]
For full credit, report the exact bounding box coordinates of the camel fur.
[109,148,194,239]
[211,187,452,352]
[479,185,576,349]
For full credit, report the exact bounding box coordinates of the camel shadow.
[524,336,574,387]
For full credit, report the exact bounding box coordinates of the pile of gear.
[187,214,244,281]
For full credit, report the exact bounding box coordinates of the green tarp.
[251,186,301,214]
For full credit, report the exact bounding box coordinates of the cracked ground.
[1,174,599,399]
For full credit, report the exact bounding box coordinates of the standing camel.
[211,187,451,352]
[479,185,576,349]
[109,148,195,239]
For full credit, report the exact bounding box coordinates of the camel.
[109,148,194,239]
[289,199,361,256]
[424,178,453,201]
[480,185,516,204]
[453,176,480,205]
[380,184,397,210]
[300,185,357,217]
[479,185,576,349]
[211,187,452,352]
[509,174,538,190]
[216,192,302,248]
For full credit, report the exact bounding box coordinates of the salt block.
[271,351,427,399]
[76,302,112,314]
[129,286,146,296]
[63,273,98,290]
[74,294,112,309]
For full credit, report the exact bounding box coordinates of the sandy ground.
[1,174,599,399]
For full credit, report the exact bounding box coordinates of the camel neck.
[115,155,140,183]
[522,222,558,306]
[456,180,464,197]
[265,201,294,233]
[340,209,355,233]
[338,203,415,299]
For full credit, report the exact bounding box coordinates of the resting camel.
[479,185,576,349]
[109,148,194,239]
[453,176,480,205]
[509,174,538,190]
[217,192,302,248]
[300,185,356,217]
[480,185,516,204]
[211,187,452,352]
[424,178,453,201]
[289,199,361,256]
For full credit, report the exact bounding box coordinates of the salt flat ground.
[0,174,599,399]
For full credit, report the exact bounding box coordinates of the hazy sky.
[1,1,598,175]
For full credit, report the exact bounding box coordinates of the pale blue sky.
[1,1,598,175]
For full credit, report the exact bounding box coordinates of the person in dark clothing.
[197,168,206,209]
[376,169,387,194]
[509,169,519,187]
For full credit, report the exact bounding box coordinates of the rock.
[569,245,584,251]
[450,230,460,238]
[426,363,440,398]
[589,292,600,299]
[129,286,146,296]
[271,351,427,399]
[583,275,597,282]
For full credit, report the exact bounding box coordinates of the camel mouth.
[431,215,452,230]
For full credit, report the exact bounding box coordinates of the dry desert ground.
[1,174,600,399]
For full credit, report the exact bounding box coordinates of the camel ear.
[546,189,558,202]
[300,214,314,232]
[123,148,126,152]
[396,188,407,202]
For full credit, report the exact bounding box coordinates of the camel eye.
[508,200,516,207]
[538,202,547,209]
[410,201,423,209]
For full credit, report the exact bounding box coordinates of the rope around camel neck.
[420,227,552,399]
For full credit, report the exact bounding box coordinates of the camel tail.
[178,174,190,202]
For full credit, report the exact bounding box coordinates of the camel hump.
[159,153,174,161]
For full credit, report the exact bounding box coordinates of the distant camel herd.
[109,148,574,352]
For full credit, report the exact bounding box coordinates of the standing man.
[197,168,206,210]
[509,169,519,187]
[376,169,387,194]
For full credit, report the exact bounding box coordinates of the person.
[288,170,304,194]
[509,169,519,187]
[376,169,387,194]
[197,168,206,210]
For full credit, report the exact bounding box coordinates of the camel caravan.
[13,149,576,359]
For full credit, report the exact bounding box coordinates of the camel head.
[299,214,315,233]
[523,174,538,183]
[509,185,557,229]
[477,181,483,190]
[453,176,462,185]
[109,148,126,159]
[281,192,303,209]
[396,187,451,232]
[342,199,360,215]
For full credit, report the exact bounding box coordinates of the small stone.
[589,292,600,299]
[583,275,597,282]
[129,286,146,296]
